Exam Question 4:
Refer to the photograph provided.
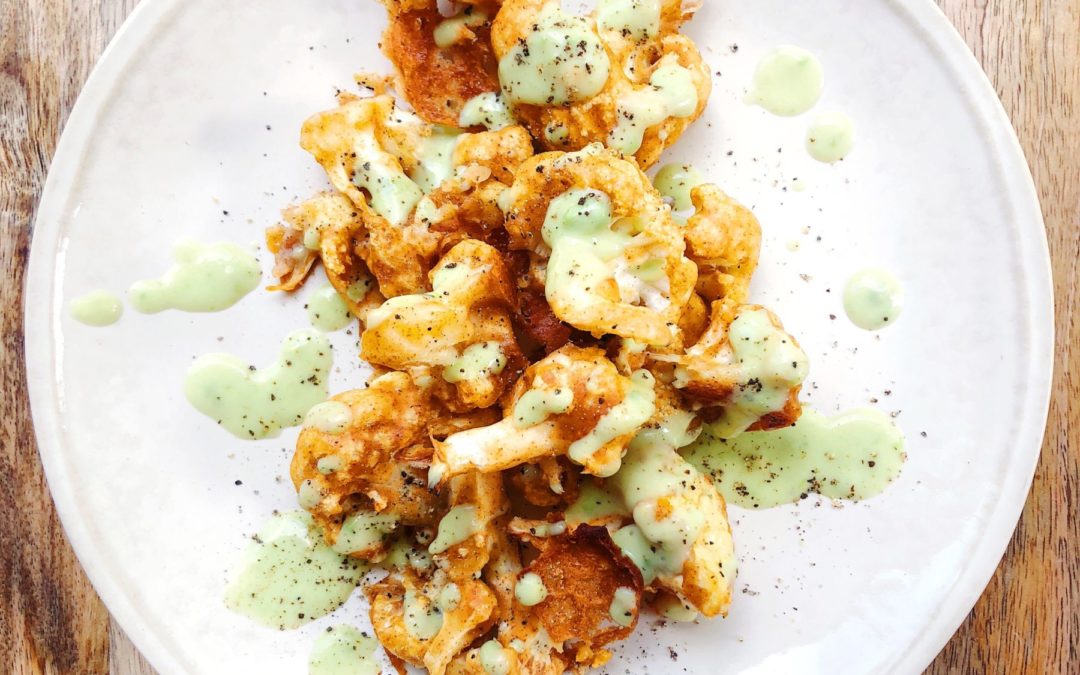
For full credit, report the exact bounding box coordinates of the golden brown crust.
[360,239,528,411]
[517,525,643,649]
[381,1,501,126]
[290,372,497,546]
[684,184,762,304]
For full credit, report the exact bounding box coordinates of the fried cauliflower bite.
[266,191,387,321]
[499,145,697,346]
[452,126,534,185]
[368,470,508,675]
[490,0,710,168]
[361,239,526,411]
[265,200,322,292]
[684,184,762,304]
[430,345,657,485]
[430,470,510,580]
[673,302,808,438]
[606,428,737,618]
[300,93,437,295]
[448,525,641,674]
[290,371,497,555]
[380,0,502,127]
[509,525,644,668]
[300,93,534,297]
[368,570,498,675]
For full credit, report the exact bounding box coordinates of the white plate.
[25,0,1053,673]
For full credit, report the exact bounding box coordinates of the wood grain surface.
[1,0,1076,673]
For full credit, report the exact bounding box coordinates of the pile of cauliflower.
[265,0,809,672]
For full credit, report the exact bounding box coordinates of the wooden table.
[2,0,1076,672]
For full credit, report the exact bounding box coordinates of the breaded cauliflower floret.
[361,239,526,411]
[379,0,502,127]
[449,524,641,674]
[430,345,657,484]
[299,94,434,296]
[500,145,697,346]
[367,570,498,675]
[266,191,386,322]
[290,371,497,553]
[430,470,510,580]
[300,93,533,297]
[607,428,737,617]
[368,469,507,675]
[491,0,710,168]
[674,303,808,437]
[684,184,762,304]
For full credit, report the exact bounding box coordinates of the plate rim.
[23,0,1055,673]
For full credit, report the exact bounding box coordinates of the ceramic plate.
[25,0,1053,673]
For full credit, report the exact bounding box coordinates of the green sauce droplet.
[443,342,507,384]
[514,572,549,606]
[352,160,423,226]
[596,0,660,42]
[439,583,461,612]
[305,400,353,434]
[498,3,610,106]
[404,586,443,639]
[307,286,353,332]
[129,240,261,313]
[653,163,705,211]
[565,480,626,525]
[428,504,481,554]
[409,128,462,193]
[843,268,903,331]
[69,290,123,326]
[566,369,656,476]
[433,8,488,48]
[653,593,698,622]
[682,407,906,508]
[608,56,698,155]
[745,45,824,117]
[512,386,574,429]
[224,511,365,630]
[459,92,515,131]
[184,329,332,440]
[608,586,637,627]
[807,111,856,163]
[331,510,398,556]
[309,625,379,675]
[478,640,512,675]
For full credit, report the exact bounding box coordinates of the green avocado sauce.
[69,290,123,326]
[184,328,332,440]
[308,625,379,675]
[129,239,260,314]
[223,511,365,630]
[682,407,906,509]
[745,45,824,117]
[498,3,610,106]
